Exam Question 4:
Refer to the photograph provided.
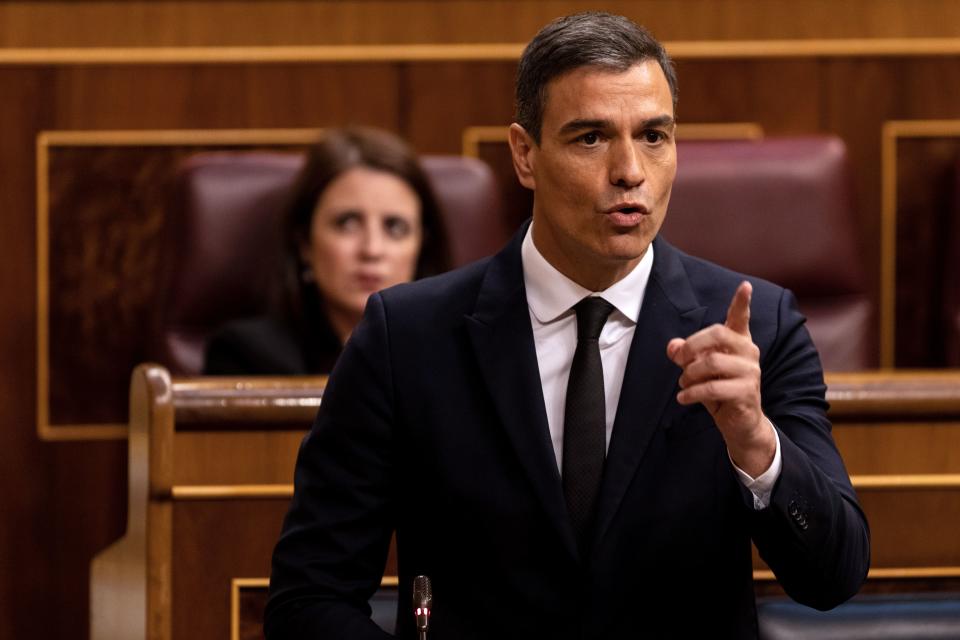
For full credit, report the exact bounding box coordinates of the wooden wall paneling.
[48,64,402,130]
[892,134,960,367]
[235,580,270,640]
[835,422,960,474]
[41,136,315,433]
[671,60,757,121]
[172,500,290,640]
[35,58,400,437]
[45,143,181,428]
[811,56,960,367]
[846,58,960,367]
[860,489,960,567]
[402,61,516,153]
[50,440,128,640]
[821,59,896,349]
[675,59,822,134]
[172,431,307,486]
[8,1,960,48]
[0,66,56,640]
[884,58,960,368]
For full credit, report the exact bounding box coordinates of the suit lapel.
[465,224,579,560]
[593,239,707,547]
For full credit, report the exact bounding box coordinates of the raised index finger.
[725,281,752,336]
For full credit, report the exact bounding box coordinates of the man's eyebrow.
[557,115,676,137]
[642,115,676,130]
[557,118,609,136]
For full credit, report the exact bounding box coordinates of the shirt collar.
[521,221,654,325]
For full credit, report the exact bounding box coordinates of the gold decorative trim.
[754,566,960,581]
[851,474,960,489]
[231,578,268,640]
[38,128,320,147]
[2,44,525,65]
[462,126,507,158]
[168,472,960,500]
[4,38,960,66]
[35,128,319,442]
[38,423,128,441]
[231,576,398,640]
[462,122,764,157]
[36,131,50,441]
[671,38,960,59]
[879,120,960,368]
[171,484,294,500]
[675,123,765,141]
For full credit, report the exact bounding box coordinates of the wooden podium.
[91,365,960,639]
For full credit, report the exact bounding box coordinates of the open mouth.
[605,203,648,215]
[604,204,648,227]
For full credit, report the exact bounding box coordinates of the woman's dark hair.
[275,126,450,330]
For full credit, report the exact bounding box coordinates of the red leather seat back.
[155,139,876,373]
[153,152,507,375]
[663,137,876,370]
[420,155,510,267]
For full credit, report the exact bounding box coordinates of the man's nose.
[609,139,645,188]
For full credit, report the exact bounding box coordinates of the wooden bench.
[756,370,960,596]
[90,364,340,640]
[91,365,960,639]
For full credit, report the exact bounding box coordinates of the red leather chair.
[945,159,960,366]
[155,137,875,375]
[663,137,876,370]
[152,152,508,375]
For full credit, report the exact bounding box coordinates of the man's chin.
[596,235,653,262]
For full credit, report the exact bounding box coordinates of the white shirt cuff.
[730,418,782,510]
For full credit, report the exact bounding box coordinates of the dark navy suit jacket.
[264,226,870,639]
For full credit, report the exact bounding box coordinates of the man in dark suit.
[264,12,869,639]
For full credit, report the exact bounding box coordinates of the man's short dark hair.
[515,12,678,143]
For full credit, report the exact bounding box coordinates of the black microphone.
[412,575,433,640]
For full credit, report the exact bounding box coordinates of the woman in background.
[204,127,450,374]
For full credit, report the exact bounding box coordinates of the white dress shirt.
[521,223,781,509]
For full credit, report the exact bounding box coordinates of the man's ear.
[508,123,537,190]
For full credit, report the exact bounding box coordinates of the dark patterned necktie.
[562,296,614,550]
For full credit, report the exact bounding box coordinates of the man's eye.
[643,130,664,144]
[579,132,600,145]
